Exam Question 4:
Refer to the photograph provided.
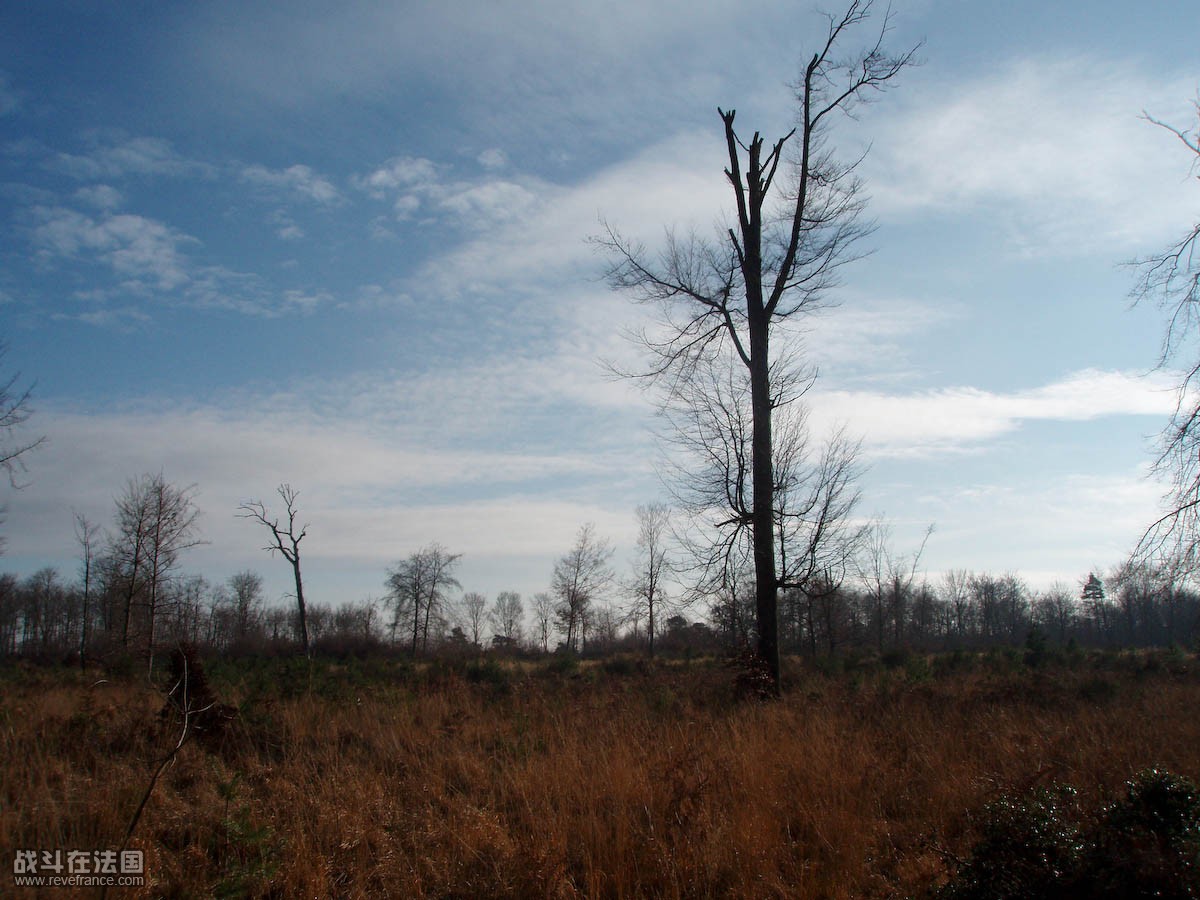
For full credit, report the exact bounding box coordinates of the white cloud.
[265,209,306,240]
[241,163,341,204]
[54,306,152,329]
[0,72,20,116]
[438,180,539,228]
[31,206,194,290]
[801,296,962,375]
[813,368,1177,458]
[27,205,335,318]
[355,156,437,196]
[477,148,508,170]
[862,57,1198,254]
[49,135,211,180]
[73,184,123,210]
[356,154,547,231]
[406,130,730,299]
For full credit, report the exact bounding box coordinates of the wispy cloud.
[180,0,793,146]
[0,72,22,116]
[386,130,730,302]
[241,163,341,204]
[73,184,123,210]
[477,148,508,171]
[814,368,1177,457]
[800,296,962,377]
[48,134,213,180]
[355,154,544,230]
[3,391,648,599]
[31,206,194,290]
[26,204,336,319]
[916,469,1163,588]
[862,57,1198,254]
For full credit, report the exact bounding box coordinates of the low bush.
[939,769,1200,899]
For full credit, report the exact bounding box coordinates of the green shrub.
[465,658,511,694]
[939,785,1083,900]
[939,769,1200,899]
[1081,768,1200,898]
[882,647,910,670]
[543,652,579,677]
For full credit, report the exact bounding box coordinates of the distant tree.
[599,0,916,694]
[305,601,332,644]
[228,570,265,645]
[971,572,1005,644]
[385,543,461,655]
[908,581,941,648]
[21,567,61,655]
[237,484,311,655]
[997,572,1030,643]
[491,591,523,645]
[173,574,210,647]
[1080,572,1112,643]
[1033,582,1077,645]
[109,473,203,671]
[709,573,756,648]
[460,591,488,649]
[263,605,291,643]
[331,598,380,646]
[552,524,614,653]
[74,512,100,667]
[627,503,672,657]
[0,573,18,655]
[858,521,932,650]
[1132,98,1200,569]
[532,591,555,653]
[589,602,622,652]
[942,569,974,644]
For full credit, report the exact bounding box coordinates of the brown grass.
[2,654,1199,898]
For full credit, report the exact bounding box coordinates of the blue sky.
[1,0,1197,611]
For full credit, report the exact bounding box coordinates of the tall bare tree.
[228,570,265,644]
[109,474,203,671]
[385,543,461,655]
[662,360,865,622]
[532,591,555,653]
[459,591,489,649]
[552,524,614,653]
[628,503,672,657]
[1133,98,1200,569]
[491,591,524,646]
[599,1,916,692]
[238,484,311,655]
[74,512,100,668]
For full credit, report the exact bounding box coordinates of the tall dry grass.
[2,653,1198,898]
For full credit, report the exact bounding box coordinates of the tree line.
[1,470,1196,665]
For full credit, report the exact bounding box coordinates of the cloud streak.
[814,368,1176,457]
[241,163,341,204]
[49,134,213,181]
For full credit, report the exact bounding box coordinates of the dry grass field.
[2,649,1199,898]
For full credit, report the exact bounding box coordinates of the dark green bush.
[939,785,1083,900]
[1081,768,1200,898]
[938,769,1200,899]
[464,658,512,694]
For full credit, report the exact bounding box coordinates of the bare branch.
[1131,98,1200,569]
